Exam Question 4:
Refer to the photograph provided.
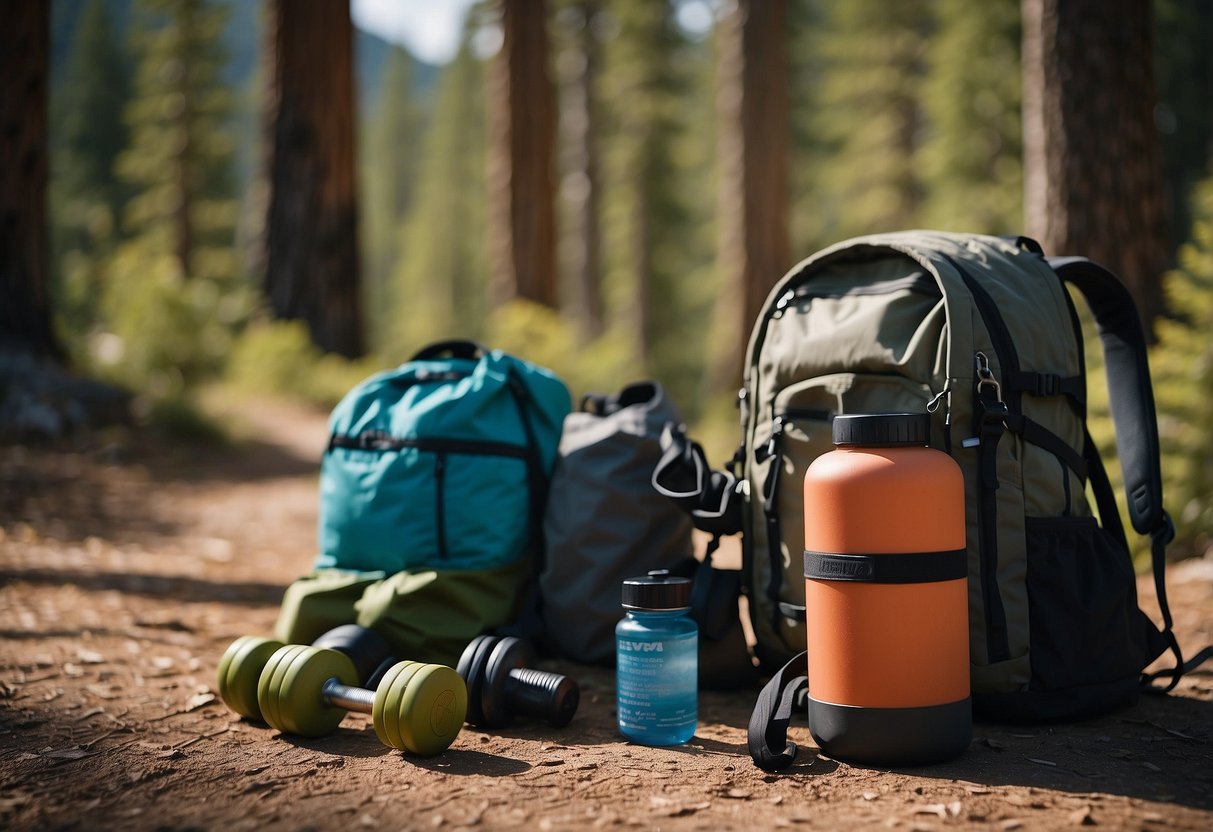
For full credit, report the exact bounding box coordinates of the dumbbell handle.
[322,678,375,714]
[505,667,578,726]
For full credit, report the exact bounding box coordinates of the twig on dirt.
[82,728,134,749]
[1122,719,1201,742]
[174,724,229,749]
[143,709,182,723]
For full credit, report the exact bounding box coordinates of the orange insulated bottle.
[802,412,970,765]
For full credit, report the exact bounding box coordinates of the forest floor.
[1,394,1212,831]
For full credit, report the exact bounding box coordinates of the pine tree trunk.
[489,0,558,309]
[560,0,605,341]
[264,0,364,358]
[1022,0,1169,335]
[713,0,790,388]
[0,2,61,361]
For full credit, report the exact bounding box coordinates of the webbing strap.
[1003,413,1088,480]
[747,650,808,771]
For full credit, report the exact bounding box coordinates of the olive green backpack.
[664,231,1209,723]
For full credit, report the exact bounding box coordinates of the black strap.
[804,549,966,583]
[1005,369,1085,407]
[1145,644,1213,691]
[1049,257,1203,692]
[410,339,488,362]
[748,650,808,771]
[1082,428,1128,549]
[652,423,744,537]
[976,384,1011,663]
[1049,258,1164,535]
[1003,413,1089,480]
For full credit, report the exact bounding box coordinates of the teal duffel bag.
[315,340,571,574]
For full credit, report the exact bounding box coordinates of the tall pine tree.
[53,0,132,250]
[388,24,489,359]
[49,0,133,341]
[918,0,1021,233]
[361,45,425,350]
[263,0,363,358]
[97,0,244,392]
[118,0,238,283]
[805,0,931,242]
[599,2,696,396]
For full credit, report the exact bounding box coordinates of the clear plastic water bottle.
[616,569,697,745]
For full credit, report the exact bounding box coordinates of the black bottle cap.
[832,413,930,447]
[621,569,692,611]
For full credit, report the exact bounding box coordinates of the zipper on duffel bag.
[328,433,530,561]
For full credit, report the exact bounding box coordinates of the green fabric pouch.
[274,558,532,667]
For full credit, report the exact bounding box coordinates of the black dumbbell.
[456,635,579,729]
[217,625,394,723]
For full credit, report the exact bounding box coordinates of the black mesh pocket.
[1024,516,1154,696]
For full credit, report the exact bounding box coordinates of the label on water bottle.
[616,632,697,744]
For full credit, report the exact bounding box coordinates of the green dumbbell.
[255,645,467,756]
[216,626,394,723]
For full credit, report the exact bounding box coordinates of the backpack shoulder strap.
[1048,256,1205,691]
[1049,256,1164,536]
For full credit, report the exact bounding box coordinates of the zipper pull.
[926,386,949,413]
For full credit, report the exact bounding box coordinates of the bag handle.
[410,340,488,362]
[747,650,808,771]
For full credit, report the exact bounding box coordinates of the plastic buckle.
[1035,373,1061,396]
[1152,512,1176,546]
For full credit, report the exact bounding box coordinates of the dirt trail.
[1,397,1211,831]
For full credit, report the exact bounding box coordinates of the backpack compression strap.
[747,650,808,771]
[1049,256,1208,690]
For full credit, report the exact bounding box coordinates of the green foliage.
[89,240,251,396]
[50,0,133,343]
[1080,172,1213,566]
[361,46,427,351]
[805,0,932,244]
[385,29,489,363]
[1150,172,1213,558]
[225,320,381,409]
[117,0,239,283]
[483,300,635,402]
[71,0,254,411]
[598,2,717,416]
[918,0,1022,233]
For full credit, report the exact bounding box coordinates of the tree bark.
[0,2,61,361]
[1022,0,1169,335]
[489,0,559,309]
[264,0,364,358]
[713,0,790,388]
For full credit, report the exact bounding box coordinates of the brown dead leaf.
[185,692,215,712]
